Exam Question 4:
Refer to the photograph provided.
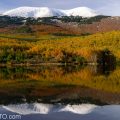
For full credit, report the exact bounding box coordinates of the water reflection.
[2,103,97,115]
[87,64,116,76]
[0,64,119,105]
[0,103,120,120]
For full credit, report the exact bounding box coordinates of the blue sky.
[0,0,120,16]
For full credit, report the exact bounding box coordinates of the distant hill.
[56,16,120,34]
[0,15,120,35]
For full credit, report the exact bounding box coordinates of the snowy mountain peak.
[3,6,98,18]
[63,7,98,17]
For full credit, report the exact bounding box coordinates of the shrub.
[16,26,33,33]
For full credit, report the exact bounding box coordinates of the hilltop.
[3,6,98,18]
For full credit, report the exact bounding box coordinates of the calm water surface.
[0,65,120,120]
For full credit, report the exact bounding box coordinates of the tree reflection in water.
[0,63,119,105]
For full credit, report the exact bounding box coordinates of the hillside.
[0,15,120,34]
[0,29,120,64]
[58,16,120,34]
[0,15,120,64]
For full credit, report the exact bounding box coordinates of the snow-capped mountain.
[62,7,98,17]
[2,103,97,115]
[3,6,98,18]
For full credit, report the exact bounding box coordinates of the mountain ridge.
[3,6,98,18]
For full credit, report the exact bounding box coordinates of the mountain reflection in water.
[0,103,120,120]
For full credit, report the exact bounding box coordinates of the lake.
[0,64,120,120]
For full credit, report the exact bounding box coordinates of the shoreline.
[0,62,87,67]
[0,62,115,67]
